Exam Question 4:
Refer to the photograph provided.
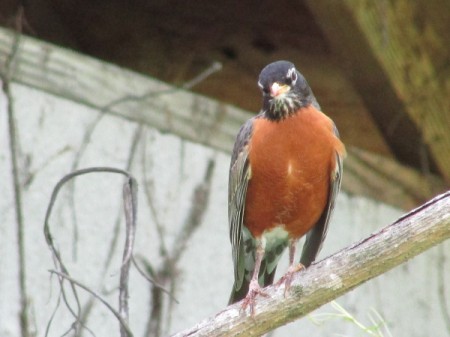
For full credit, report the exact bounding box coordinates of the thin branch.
[44,167,132,254]
[170,191,450,337]
[131,257,176,300]
[119,177,138,337]
[143,157,216,337]
[67,60,221,260]
[170,158,216,264]
[141,131,169,258]
[165,157,216,333]
[73,125,144,337]
[71,60,221,176]
[49,270,133,337]
[43,167,136,337]
[0,7,31,337]
[181,62,222,89]
[40,58,220,337]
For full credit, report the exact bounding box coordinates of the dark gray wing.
[300,125,344,267]
[228,118,254,294]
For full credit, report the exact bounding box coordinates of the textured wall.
[1,82,449,337]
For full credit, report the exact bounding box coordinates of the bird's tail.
[228,279,250,305]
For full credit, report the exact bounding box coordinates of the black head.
[257,60,318,120]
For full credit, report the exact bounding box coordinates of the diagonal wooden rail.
[305,0,450,182]
[171,191,450,337]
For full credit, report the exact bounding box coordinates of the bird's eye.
[286,67,297,85]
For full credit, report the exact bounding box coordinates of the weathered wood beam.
[0,27,446,209]
[305,0,450,182]
[344,147,447,210]
[170,191,450,337]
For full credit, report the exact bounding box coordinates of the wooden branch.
[170,191,450,337]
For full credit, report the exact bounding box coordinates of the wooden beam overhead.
[306,0,450,182]
[0,0,397,159]
[1,27,446,210]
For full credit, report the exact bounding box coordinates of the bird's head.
[258,60,317,121]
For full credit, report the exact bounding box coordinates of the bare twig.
[170,191,450,337]
[73,125,144,337]
[144,157,216,337]
[49,270,133,337]
[141,131,170,258]
[181,62,222,89]
[119,177,138,336]
[43,167,137,337]
[171,158,216,263]
[44,167,133,251]
[23,146,72,188]
[70,60,221,176]
[56,61,220,337]
[131,257,176,300]
[165,158,216,331]
[67,60,221,260]
[0,7,31,337]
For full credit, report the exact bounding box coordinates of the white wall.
[1,81,449,337]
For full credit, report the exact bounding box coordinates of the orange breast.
[244,105,344,238]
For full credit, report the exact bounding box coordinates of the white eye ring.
[287,67,297,85]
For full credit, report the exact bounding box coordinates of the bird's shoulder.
[230,114,263,167]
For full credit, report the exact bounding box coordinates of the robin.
[228,60,346,314]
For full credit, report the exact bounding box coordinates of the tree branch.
[1,7,31,337]
[43,167,138,337]
[119,176,138,337]
[171,191,450,337]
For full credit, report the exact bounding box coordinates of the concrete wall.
[1,81,449,337]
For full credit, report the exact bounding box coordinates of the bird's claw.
[276,263,305,296]
[241,281,269,316]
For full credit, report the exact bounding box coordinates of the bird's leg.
[276,238,304,295]
[241,238,268,316]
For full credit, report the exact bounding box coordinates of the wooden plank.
[306,0,450,183]
[0,27,248,154]
[343,147,447,210]
[0,27,446,209]
[0,0,396,158]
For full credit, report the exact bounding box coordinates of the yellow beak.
[270,82,290,97]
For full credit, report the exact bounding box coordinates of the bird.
[228,60,346,314]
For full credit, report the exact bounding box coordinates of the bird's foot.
[241,280,269,316]
[276,263,305,296]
